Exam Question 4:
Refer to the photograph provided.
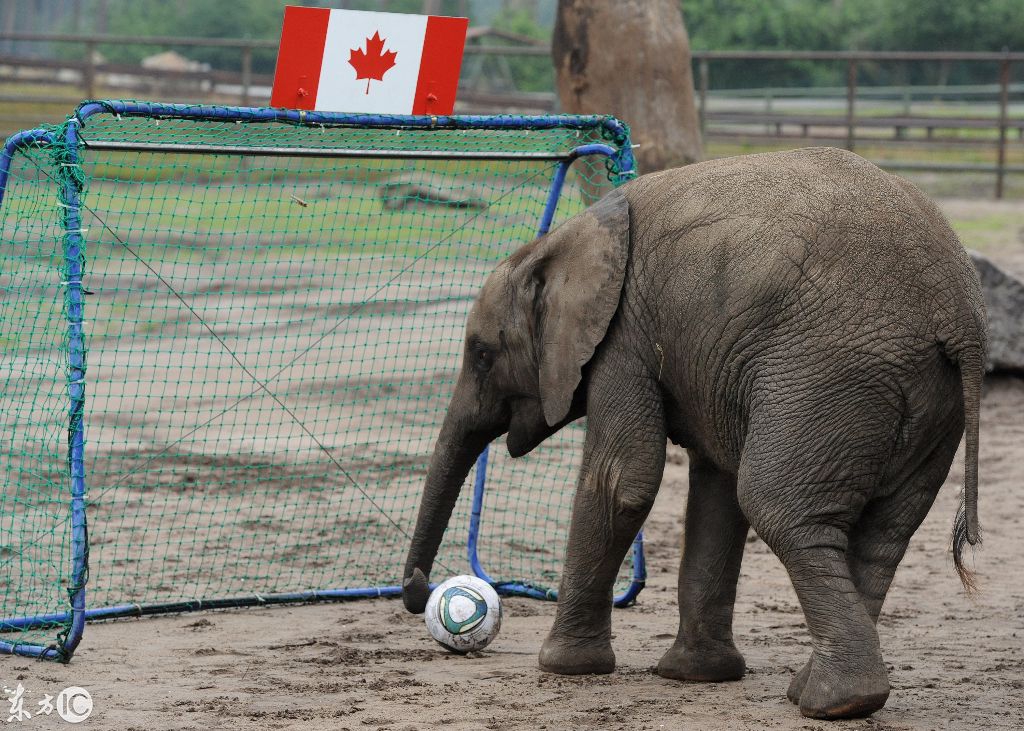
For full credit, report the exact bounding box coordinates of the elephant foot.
[656,640,746,682]
[538,633,615,675]
[787,658,812,705]
[798,655,890,720]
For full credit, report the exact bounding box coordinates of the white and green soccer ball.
[424,575,502,653]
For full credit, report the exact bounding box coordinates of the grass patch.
[942,208,1024,254]
[76,172,566,264]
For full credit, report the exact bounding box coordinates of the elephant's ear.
[520,188,630,426]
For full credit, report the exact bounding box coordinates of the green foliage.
[71,0,489,75]
[489,8,553,93]
[858,0,1024,84]
[172,0,286,72]
[684,0,879,87]
[85,0,283,72]
[683,0,1024,88]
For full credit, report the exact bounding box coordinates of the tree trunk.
[552,0,703,173]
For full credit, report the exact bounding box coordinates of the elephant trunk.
[402,410,491,613]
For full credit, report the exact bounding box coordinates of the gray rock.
[969,249,1024,374]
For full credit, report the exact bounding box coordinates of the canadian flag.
[271,6,468,115]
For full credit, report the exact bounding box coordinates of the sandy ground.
[2,200,1023,730]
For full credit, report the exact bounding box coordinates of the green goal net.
[0,102,639,660]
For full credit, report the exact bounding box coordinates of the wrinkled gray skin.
[401,148,987,720]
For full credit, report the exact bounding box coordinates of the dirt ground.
[3,198,1023,730]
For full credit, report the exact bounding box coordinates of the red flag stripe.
[270,6,331,110]
[412,15,469,115]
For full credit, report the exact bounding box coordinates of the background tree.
[682,0,1024,88]
[553,0,703,172]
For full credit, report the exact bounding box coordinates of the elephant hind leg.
[737,412,898,719]
[657,450,749,682]
[850,417,963,618]
[766,541,890,720]
[787,413,963,705]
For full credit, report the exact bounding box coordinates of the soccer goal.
[0,101,643,661]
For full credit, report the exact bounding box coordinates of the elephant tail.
[951,343,984,594]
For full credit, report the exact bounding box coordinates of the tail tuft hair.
[951,492,980,595]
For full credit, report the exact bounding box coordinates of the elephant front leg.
[538,377,666,675]
[657,451,748,682]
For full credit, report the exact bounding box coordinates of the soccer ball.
[424,575,502,653]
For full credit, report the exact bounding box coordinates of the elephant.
[400,147,986,720]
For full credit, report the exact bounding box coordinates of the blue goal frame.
[0,101,645,661]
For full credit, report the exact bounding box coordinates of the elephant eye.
[471,343,494,373]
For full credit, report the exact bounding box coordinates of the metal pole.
[241,46,252,107]
[60,118,89,661]
[846,59,857,151]
[699,58,708,137]
[996,57,1011,199]
[79,139,601,161]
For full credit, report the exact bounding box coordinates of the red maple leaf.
[349,31,398,94]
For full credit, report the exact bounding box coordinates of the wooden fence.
[693,50,1023,198]
[0,34,1019,196]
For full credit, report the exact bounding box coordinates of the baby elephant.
[401,147,986,719]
